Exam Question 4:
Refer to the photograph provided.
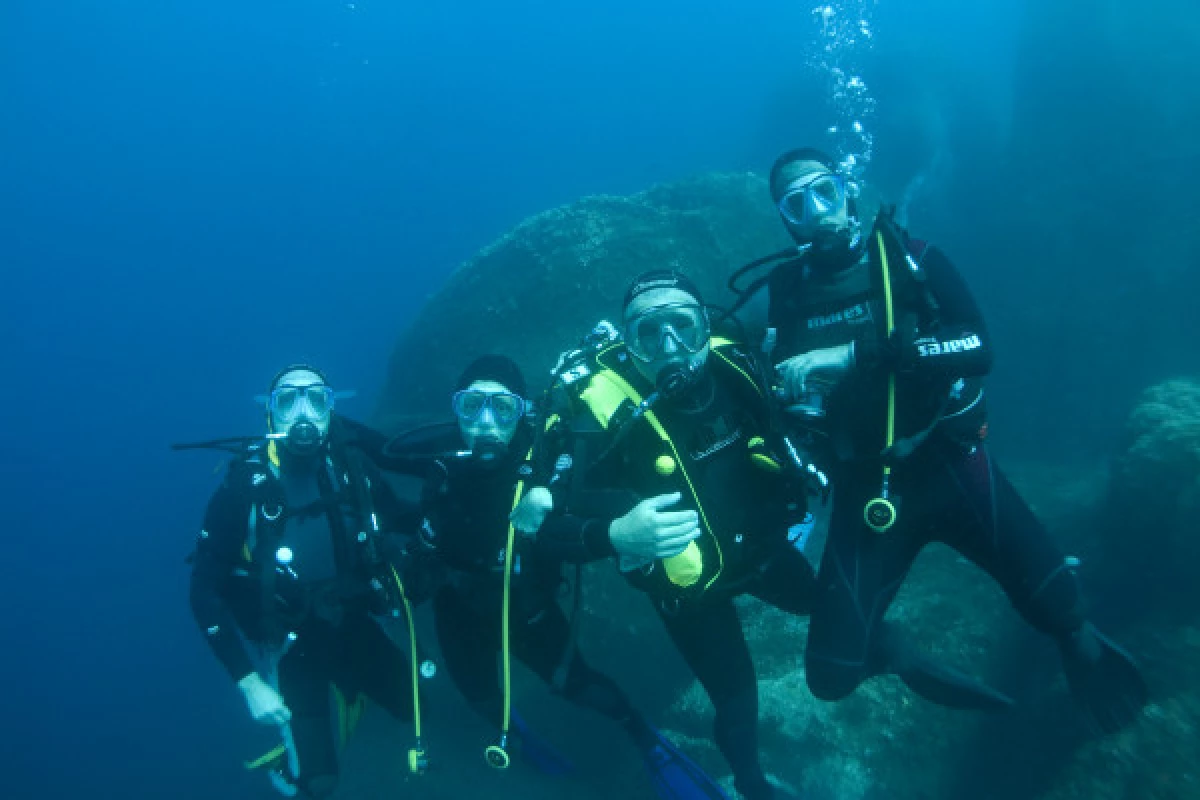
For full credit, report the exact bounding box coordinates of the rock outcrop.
[374,173,791,431]
[1110,379,1200,561]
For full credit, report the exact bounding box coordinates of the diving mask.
[270,384,336,418]
[452,389,529,426]
[624,302,710,363]
[777,172,851,229]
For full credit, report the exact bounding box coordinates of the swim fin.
[638,726,731,800]
[880,627,1014,711]
[511,712,576,776]
[894,654,1015,711]
[1059,622,1148,735]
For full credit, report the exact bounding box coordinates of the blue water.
[1,1,1189,798]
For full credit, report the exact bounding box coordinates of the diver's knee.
[804,653,861,702]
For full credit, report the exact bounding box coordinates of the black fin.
[1060,623,1148,734]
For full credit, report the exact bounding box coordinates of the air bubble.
[804,1,877,178]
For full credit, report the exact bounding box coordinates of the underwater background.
[2,1,1197,798]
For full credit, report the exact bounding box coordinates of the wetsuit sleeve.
[538,498,631,562]
[533,408,631,563]
[189,484,256,683]
[857,245,993,378]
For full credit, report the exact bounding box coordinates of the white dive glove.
[510,486,554,535]
[775,343,855,404]
[608,492,700,562]
[238,672,292,727]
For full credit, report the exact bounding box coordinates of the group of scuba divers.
[183,148,1150,800]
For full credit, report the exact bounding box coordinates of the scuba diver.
[185,365,429,798]
[730,146,1148,733]
[369,354,731,800]
[536,272,821,800]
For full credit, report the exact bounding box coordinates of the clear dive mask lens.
[452,390,527,425]
[625,303,709,362]
[270,384,335,418]
[778,173,849,228]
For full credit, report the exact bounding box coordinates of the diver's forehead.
[624,288,699,320]
[464,379,513,395]
[779,159,832,188]
[276,369,325,388]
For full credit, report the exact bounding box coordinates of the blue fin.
[511,712,576,776]
[642,728,731,800]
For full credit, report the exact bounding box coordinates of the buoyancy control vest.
[767,211,988,466]
[219,434,404,640]
[551,334,799,603]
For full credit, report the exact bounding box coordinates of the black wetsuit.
[541,340,816,800]
[370,423,644,740]
[189,419,421,799]
[767,219,1086,705]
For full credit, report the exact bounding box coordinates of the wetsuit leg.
[331,613,416,723]
[513,601,638,722]
[751,538,818,615]
[932,445,1085,637]
[277,642,339,798]
[805,463,1019,711]
[936,448,1148,732]
[804,472,923,702]
[658,595,771,799]
[432,585,504,722]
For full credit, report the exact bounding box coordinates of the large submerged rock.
[374,173,791,431]
[1110,378,1200,563]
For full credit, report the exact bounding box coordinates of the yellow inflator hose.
[864,230,899,533]
[483,468,529,770]
[389,565,427,774]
